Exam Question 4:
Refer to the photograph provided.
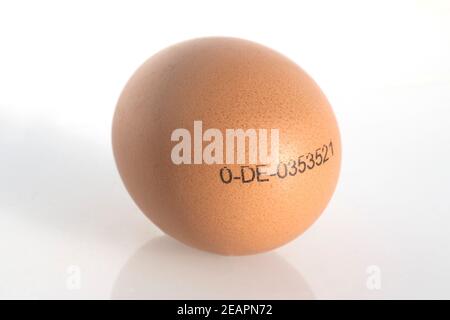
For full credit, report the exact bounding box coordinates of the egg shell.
[112,37,341,255]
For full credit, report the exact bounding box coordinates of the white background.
[1,0,450,299]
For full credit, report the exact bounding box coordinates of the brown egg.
[112,37,341,255]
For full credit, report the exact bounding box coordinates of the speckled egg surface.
[112,37,341,255]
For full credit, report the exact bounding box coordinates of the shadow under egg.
[111,235,314,299]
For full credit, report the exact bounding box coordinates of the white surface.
[1,0,450,299]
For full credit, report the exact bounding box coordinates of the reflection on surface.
[111,236,314,299]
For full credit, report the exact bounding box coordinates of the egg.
[112,37,341,255]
